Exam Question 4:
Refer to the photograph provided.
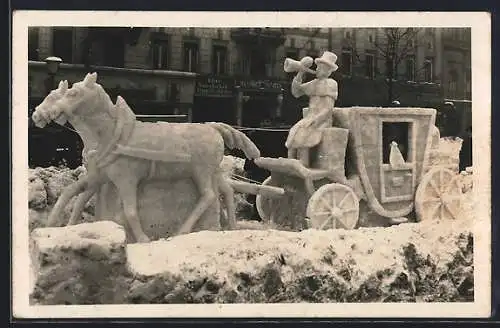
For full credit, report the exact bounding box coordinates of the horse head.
[31,80,69,128]
[40,72,115,127]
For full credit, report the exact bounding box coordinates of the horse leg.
[112,178,150,243]
[177,169,216,235]
[217,173,236,230]
[67,186,98,226]
[47,175,92,226]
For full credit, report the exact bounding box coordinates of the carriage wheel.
[306,183,360,230]
[256,176,276,222]
[415,167,463,222]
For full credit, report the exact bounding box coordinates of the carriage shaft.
[229,179,285,197]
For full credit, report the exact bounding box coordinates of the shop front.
[192,75,236,124]
[234,77,287,128]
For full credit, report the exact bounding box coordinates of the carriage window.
[382,122,410,164]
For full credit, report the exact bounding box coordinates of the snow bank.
[30,212,473,304]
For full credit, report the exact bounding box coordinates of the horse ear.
[61,80,69,92]
[57,80,64,89]
[84,72,98,86]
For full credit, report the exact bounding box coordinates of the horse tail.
[206,122,260,159]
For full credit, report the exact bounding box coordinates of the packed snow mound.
[426,137,463,173]
[31,213,474,304]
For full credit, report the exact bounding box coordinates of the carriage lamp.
[45,56,63,75]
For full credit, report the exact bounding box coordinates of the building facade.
[28,27,471,131]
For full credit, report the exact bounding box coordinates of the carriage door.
[380,120,416,204]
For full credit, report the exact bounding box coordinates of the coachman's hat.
[315,51,339,71]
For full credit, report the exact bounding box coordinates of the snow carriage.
[252,107,464,231]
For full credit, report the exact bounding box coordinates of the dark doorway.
[242,94,275,128]
[192,97,235,124]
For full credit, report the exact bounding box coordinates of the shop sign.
[195,76,234,97]
[235,78,284,92]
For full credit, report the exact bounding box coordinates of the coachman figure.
[284,51,339,166]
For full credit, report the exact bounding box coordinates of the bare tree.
[350,28,424,104]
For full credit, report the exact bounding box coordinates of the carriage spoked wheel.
[415,167,463,222]
[256,176,276,222]
[306,183,360,230]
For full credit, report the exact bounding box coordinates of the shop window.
[341,48,352,76]
[103,38,125,67]
[52,28,74,62]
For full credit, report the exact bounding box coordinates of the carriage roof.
[332,107,437,151]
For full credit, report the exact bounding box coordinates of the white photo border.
[12,11,492,319]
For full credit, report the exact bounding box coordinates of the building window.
[183,41,199,72]
[212,45,227,75]
[286,48,299,60]
[365,53,375,79]
[344,30,351,39]
[341,48,352,75]
[52,28,74,62]
[151,39,169,69]
[405,56,415,81]
[465,71,471,93]
[28,27,39,61]
[368,34,373,43]
[424,58,434,82]
[448,70,458,94]
[240,51,251,75]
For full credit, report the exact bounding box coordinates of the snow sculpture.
[31,73,260,243]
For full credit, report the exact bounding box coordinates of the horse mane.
[114,95,137,124]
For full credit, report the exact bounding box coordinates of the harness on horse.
[84,97,136,173]
[83,97,195,179]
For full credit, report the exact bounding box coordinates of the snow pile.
[426,137,463,173]
[30,213,473,304]
[28,166,96,231]
[30,221,130,305]
[220,155,246,178]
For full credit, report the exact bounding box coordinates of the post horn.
[283,56,317,75]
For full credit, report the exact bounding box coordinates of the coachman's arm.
[291,72,306,98]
